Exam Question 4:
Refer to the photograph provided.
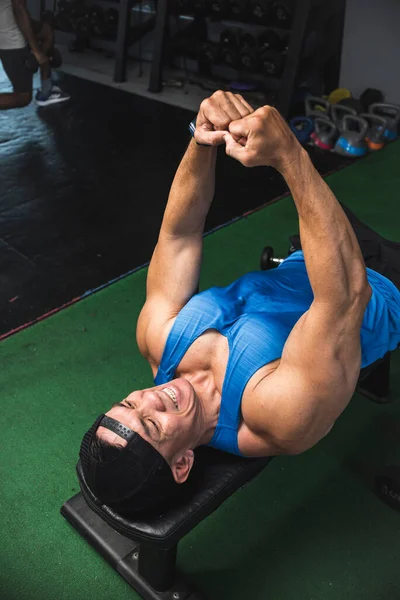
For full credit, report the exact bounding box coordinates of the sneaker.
[35,88,70,106]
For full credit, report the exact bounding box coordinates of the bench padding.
[76,446,272,547]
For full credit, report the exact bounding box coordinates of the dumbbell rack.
[50,0,156,83]
[148,0,346,117]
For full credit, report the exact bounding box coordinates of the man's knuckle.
[213,90,225,100]
[252,116,264,131]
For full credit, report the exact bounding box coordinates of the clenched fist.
[224,105,302,173]
[194,90,254,147]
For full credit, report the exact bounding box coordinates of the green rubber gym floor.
[1,142,399,600]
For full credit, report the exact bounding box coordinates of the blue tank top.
[155,251,400,456]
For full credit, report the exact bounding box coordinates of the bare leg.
[35,22,54,87]
[0,90,32,109]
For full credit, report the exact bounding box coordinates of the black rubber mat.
[0,70,351,338]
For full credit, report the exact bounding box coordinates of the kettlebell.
[310,117,338,150]
[330,104,357,131]
[369,103,400,141]
[48,47,63,69]
[305,96,330,121]
[289,116,314,145]
[239,32,258,72]
[360,113,387,151]
[334,115,368,157]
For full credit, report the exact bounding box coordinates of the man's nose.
[142,391,166,412]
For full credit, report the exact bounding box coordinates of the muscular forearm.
[160,139,217,237]
[13,6,40,53]
[282,148,371,306]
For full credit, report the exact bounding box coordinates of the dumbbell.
[89,5,106,37]
[228,0,248,20]
[208,0,230,18]
[239,32,258,72]
[248,0,270,25]
[260,246,284,270]
[192,0,208,16]
[48,47,63,69]
[55,0,73,32]
[104,8,119,40]
[270,0,293,26]
[75,7,92,37]
[259,48,285,77]
[258,29,283,52]
[219,28,239,67]
[69,0,88,32]
[197,41,220,72]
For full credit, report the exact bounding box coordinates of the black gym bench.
[61,353,393,600]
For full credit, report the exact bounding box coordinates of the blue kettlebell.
[289,116,314,144]
[369,103,400,141]
[334,115,368,157]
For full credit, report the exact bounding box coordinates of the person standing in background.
[0,0,70,108]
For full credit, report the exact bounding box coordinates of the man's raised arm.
[226,107,372,453]
[137,92,254,359]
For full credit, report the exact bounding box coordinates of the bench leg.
[357,353,392,403]
[137,543,177,592]
[61,493,204,600]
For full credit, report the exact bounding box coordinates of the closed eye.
[148,419,160,435]
[114,402,161,441]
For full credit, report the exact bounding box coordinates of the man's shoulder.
[136,298,180,365]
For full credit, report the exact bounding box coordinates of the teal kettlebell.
[334,115,368,157]
[369,103,400,141]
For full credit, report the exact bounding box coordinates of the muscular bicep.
[280,298,365,394]
[248,295,369,453]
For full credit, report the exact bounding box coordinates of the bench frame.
[61,493,199,599]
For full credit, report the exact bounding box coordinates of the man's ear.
[170,449,195,484]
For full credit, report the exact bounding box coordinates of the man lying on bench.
[79,91,400,517]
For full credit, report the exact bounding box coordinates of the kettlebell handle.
[342,115,368,138]
[369,103,400,125]
[359,113,387,129]
[331,104,357,121]
[305,95,330,118]
[314,117,336,135]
